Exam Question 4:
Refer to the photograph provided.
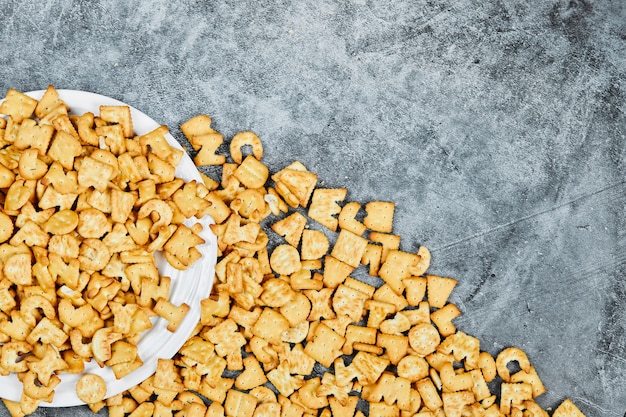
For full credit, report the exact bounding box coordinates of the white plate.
[0,90,217,407]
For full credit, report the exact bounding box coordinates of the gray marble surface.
[0,0,625,416]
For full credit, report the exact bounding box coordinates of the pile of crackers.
[0,87,208,413]
[0,87,586,416]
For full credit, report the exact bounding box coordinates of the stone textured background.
[1,0,625,415]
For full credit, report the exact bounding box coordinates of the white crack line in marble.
[429,179,626,253]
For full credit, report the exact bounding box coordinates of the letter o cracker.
[408,323,441,356]
[230,131,263,164]
[269,244,301,276]
[496,347,531,382]
[397,355,430,382]
[76,373,107,404]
